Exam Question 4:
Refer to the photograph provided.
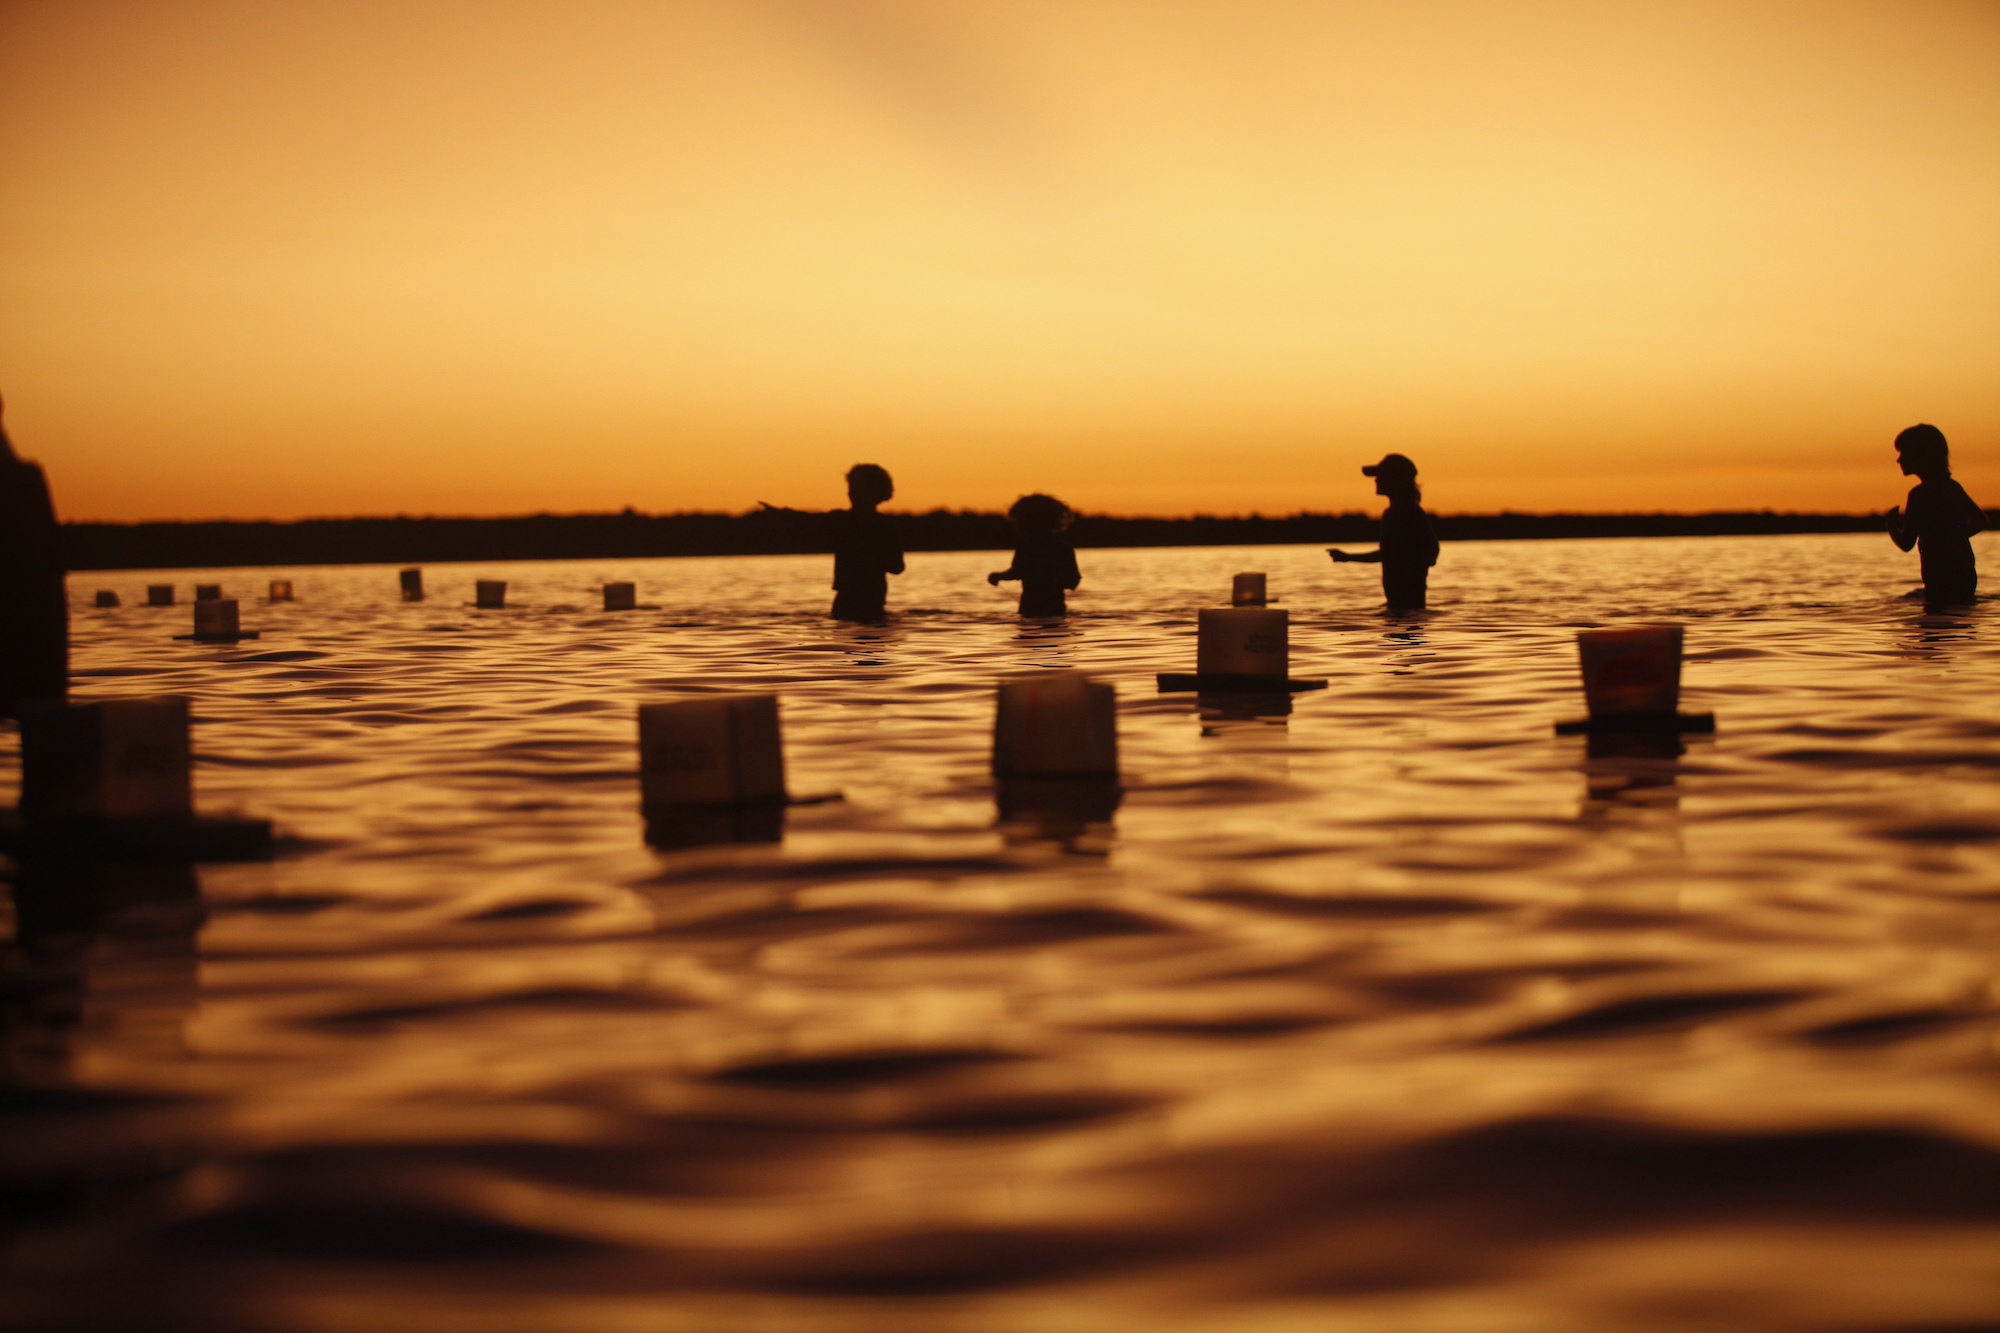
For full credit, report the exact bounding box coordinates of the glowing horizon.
[3,1,1996,523]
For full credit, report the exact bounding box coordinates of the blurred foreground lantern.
[1577,626,1682,718]
[20,696,192,819]
[993,671,1118,779]
[13,696,272,859]
[639,693,787,808]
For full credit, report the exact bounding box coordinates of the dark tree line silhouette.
[55,508,1934,572]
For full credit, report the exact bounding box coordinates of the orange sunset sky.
[2,0,1996,523]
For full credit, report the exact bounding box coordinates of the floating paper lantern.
[475,580,506,608]
[193,599,240,638]
[20,696,194,820]
[604,582,636,611]
[94,591,119,608]
[268,579,294,602]
[993,671,1118,779]
[146,585,174,606]
[638,694,787,808]
[399,568,424,602]
[1577,626,1682,719]
[1197,607,1287,680]
[1231,573,1267,606]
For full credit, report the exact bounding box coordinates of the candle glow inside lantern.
[604,582,637,611]
[94,591,120,607]
[146,586,174,606]
[1577,626,1682,719]
[475,580,507,608]
[400,568,424,602]
[993,671,1118,779]
[638,694,787,808]
[1231,573,1268,606]
[268,579,294,602]
[1197,607,1288,680]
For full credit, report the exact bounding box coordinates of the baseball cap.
[1361,453,1417,477]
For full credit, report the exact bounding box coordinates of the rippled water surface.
[7,535,2000,1333]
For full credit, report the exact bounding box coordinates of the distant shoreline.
[58,508,1941,573]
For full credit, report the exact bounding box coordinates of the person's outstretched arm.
[1329,547,1383,563]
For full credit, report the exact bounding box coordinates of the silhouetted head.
[1008,493,1072,534]
[1895,424,1950,479]
[1362,452,1420,501]
[846,463,894,509]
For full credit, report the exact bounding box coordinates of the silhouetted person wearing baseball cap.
[1328,452,1439,611]
[0,393,68,717]
[1888,424,1984,610]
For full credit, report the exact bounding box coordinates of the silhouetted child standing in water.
[830,464,904,621]
[1328,452,1439,611]
[761,464,905,621]
[1888,424,1984,609]
[988,493,1080,617]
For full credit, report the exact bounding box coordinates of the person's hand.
[1327,548,1350,562]
[987,571,1004,585]
[1886,506,1900,522]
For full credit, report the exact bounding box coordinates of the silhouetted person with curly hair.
[1889,424,1984,610]
[1328,452,1439,611]
[0,393,67,717]
[988,493,1080,617]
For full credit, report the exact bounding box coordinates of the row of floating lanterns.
[16,570,1704,860]
[97,569,641,641]
[94,569,630,610]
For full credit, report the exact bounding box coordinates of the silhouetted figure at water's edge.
[0,394,68,717]
[759,463,905,621]
[1328,452,1439,611]
[1888,424,1983,611]
[989,493,1081,617]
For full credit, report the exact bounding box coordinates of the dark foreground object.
[0,811,273,862]
[1555,712,1717,736]
[1157,673,1328,694]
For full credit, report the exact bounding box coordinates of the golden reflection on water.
[5,535,2000,1332]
